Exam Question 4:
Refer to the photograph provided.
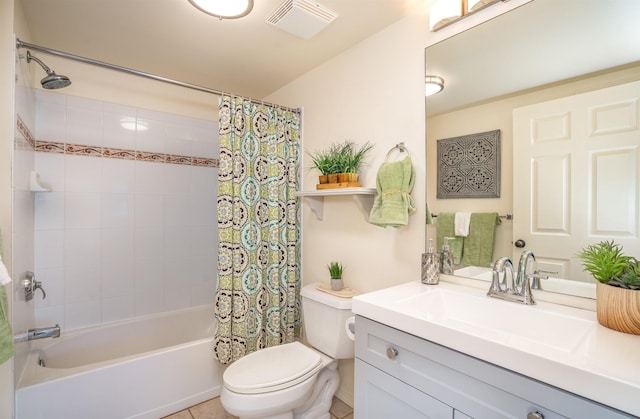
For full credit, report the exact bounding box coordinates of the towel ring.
[385,142,410,162]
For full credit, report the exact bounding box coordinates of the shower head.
[26,51,71,89]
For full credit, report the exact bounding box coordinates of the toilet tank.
[300,283,354,359]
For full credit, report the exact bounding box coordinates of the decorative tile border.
[17,114,219,168]
[16,115,36,149]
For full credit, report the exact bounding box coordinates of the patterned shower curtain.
[213,95,301,365]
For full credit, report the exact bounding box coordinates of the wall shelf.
[296,187,377,221]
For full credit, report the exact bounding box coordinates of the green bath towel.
[369,156,416,228]
[462,213,501,268]
[436,213,463,264]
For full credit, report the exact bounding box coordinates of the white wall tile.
[65,263,101,303]
[35,91,66,142]
[101,263,134,298]
[35,229,64,269]
[134,227,164,261]
[164,195,191,227]
[65,300,102,331]
[135,117,165,153]
[64,228,101,267]
[103,102,136,150]
[36,152,66,191]
[65,192,101,229]
[164,227,191,260]
[34,192,65,230]
[134,194,164,228]
[134,260,164,316]
[190,193,216,226]
[102,158,135,194]
[33,94,220,331]
[66,155,102,192]
[102,227,134,266]
[191,166,216,195]
[101,295,134,323]
[66,97,103,147]
[135,161,165,194]
[102,193,134,229]
[164,164,192,196]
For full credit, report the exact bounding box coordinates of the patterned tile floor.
[162,396,353,419]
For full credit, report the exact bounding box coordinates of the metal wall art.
[437,129,500,199]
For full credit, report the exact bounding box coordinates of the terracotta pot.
[596,282,640,335]
[327,174,338,183]
[318,175,328,184]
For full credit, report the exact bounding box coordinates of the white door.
[513,80,640,282]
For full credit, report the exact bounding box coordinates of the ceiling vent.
[266,0,338,40]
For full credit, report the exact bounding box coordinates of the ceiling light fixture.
[425,76,444,96]
[429,0,506,31]
[188,0,254,19]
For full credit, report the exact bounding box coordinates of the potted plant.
[308,141,373,188]
[328,261,344,291]
[577,240,640,334]
[343,141,374,183]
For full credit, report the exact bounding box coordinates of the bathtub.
[16,304,225,419]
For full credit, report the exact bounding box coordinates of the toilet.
[220,282,355,419]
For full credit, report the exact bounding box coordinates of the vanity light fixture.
[187,0,254,19]
[425,76,444,96]
[429,0,507,31]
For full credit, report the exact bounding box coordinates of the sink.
[398,287,595,353]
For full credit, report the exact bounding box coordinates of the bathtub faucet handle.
[33,278,46,299]
[23,271,47,301]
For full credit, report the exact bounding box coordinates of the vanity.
[352,280,640,418]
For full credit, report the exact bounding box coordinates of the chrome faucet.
[516,250,536,290]
[27,324,60,341]
[487,251,548,305]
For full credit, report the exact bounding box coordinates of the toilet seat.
[224,342,324,394]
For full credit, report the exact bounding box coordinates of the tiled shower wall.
[33,90,219,331]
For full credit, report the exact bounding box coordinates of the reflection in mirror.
[425,0,640,298]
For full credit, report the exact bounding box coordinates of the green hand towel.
[369,157,416,228]
[0,285,13,365]
[436,213,463,264]
[462,213,501,268]
[0,231,13,365]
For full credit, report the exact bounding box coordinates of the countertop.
[351,280,640,416]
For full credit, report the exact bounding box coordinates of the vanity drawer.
[355,315,632,419]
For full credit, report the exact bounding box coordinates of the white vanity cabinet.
[354,316,632,419]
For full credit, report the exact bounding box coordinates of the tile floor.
[162,396,354,419]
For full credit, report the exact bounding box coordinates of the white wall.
[265,10,429,405]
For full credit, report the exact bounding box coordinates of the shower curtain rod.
[16,38,300,113]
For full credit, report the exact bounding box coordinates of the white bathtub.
[16,304,224,419]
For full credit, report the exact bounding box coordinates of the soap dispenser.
[440,237,455,275]
[422,239,440,285]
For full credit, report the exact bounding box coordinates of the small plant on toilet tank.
[328,262,344,291]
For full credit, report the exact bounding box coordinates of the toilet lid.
[224,342,324,394]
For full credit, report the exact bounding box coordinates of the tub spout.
[27,324,60,341]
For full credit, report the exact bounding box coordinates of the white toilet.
[220,282,355,419]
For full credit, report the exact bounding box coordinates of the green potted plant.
[309,141,373,188]
[576,240,640,334]
[327,261,344,291]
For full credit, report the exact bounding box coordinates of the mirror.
[425,0,640,297]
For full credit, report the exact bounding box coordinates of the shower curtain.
[213,95,301,365]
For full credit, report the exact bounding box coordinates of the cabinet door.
[355,359,453,419]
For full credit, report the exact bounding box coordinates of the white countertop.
[352,280,640,416]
